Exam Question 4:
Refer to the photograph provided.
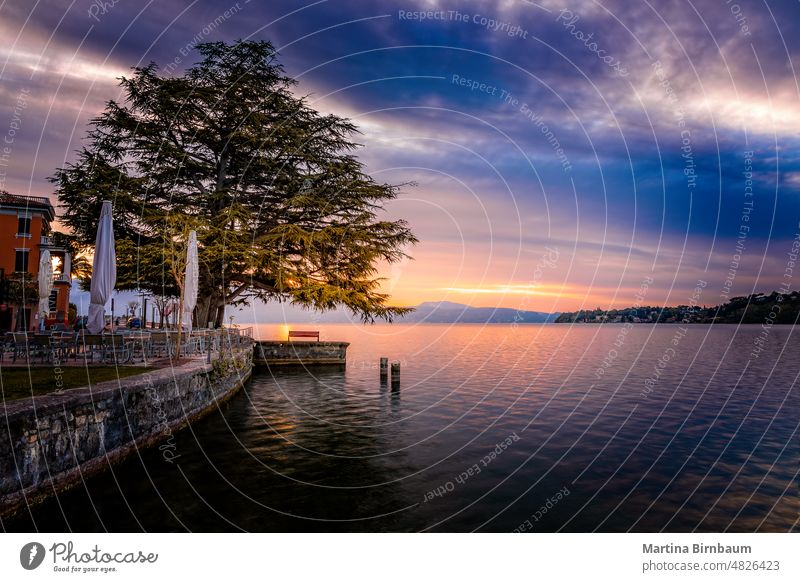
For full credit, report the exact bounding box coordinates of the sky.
[2,0,800,321]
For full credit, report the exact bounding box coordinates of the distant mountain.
[231,300,558,324]
[401,301,558,324]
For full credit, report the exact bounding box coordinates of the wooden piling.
[391,361,400,388]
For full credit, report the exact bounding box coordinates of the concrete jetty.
[254,341,349,367]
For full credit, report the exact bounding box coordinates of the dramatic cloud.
[2,0,799,317]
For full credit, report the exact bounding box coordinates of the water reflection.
[4,324,798,532]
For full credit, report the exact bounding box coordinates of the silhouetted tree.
[52,41,416,326]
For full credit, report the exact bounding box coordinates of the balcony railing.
[40,235,52,246]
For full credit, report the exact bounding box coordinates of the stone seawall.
[254,341,349,366]
[0,348,252,519]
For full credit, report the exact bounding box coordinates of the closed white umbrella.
[181,230,198,332]
[87,200,116,333]
[37,249,53,329]
[62,253,71,282]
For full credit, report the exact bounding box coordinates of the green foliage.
[5,272,39,306]
[51,40,417,326]
[210,351,248,380]
[712,291,800,324]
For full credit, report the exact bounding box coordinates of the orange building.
[0,192,71,331]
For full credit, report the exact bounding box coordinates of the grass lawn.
[0,366,151,402]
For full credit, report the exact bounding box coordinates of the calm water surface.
[4,324,799,532]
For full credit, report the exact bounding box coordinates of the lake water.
[4,323,799,532]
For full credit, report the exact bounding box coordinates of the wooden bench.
[288,330,320,342]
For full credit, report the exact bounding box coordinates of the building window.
[17,217,31,236]
[15,250,30,272]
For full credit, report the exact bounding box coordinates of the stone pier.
[0,347,253,519]
[254,341,349,367]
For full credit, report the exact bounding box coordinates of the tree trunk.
[174,293,184,359]
[214,302,225,328]
[196,293,212,329]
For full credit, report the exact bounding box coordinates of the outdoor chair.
[30,335,54,363]
[75,332,104,362]
[52,332,77,360]
[124,331,151,362]
[11,332,31,362]
[102,334,132,364]
[206,330,221,352]
[0,333,13,361]
[185,331,205,354]
[171,332,196,357]
[148,332,173,358]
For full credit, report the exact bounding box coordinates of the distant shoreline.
[234,294,800,326]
